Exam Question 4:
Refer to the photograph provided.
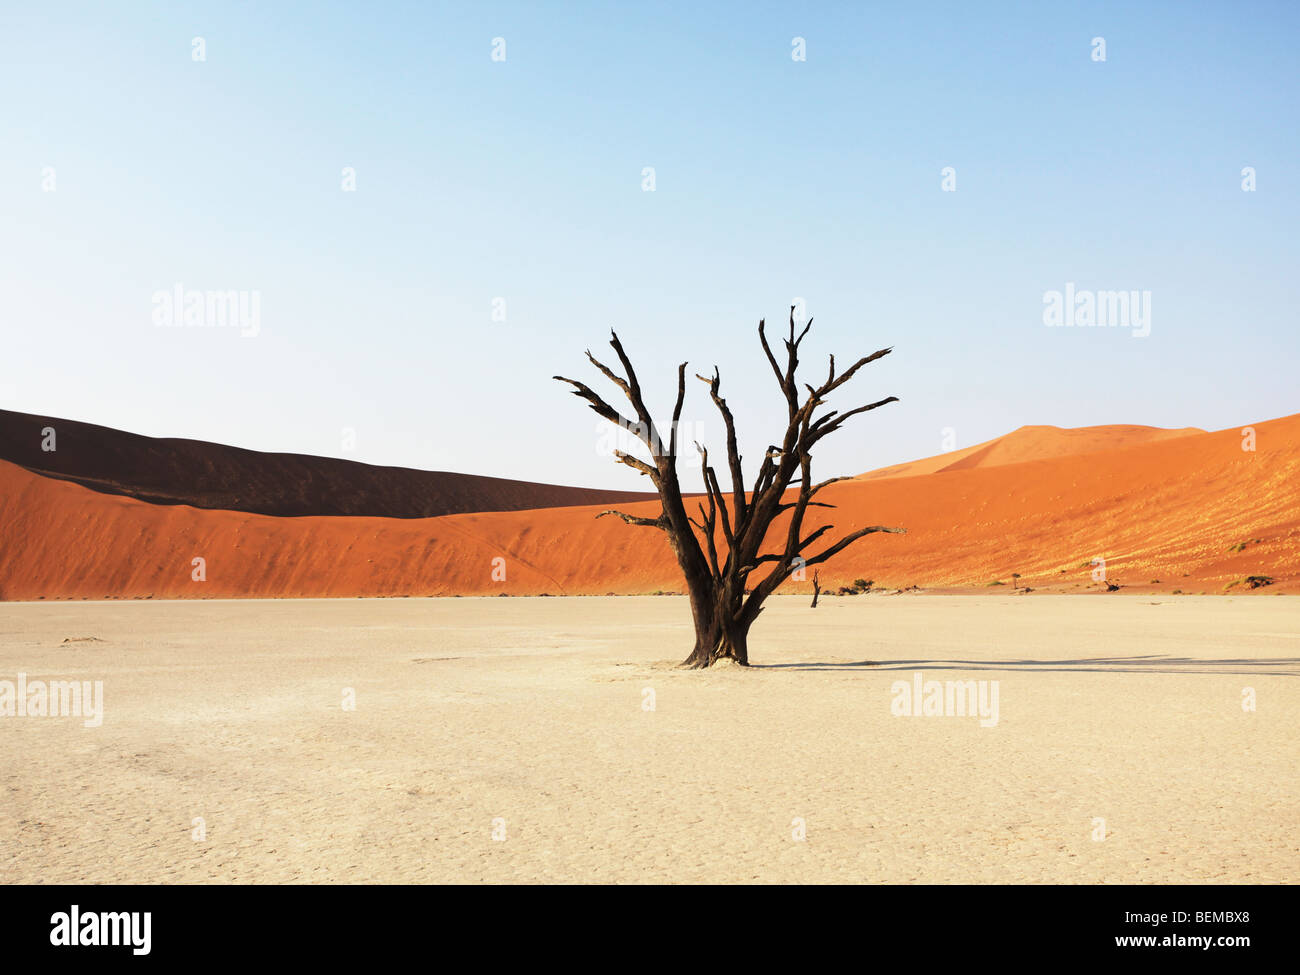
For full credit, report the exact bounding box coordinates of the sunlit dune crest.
[856,423,1205,480]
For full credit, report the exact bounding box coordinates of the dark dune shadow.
[0,408,660,518]
[753,655,1300,677]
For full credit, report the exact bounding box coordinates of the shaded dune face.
[0,409,655,518]
[0,413,1296,600]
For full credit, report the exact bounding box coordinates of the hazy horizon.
[0,401,1287,487]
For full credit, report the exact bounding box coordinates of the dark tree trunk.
[681,589,750,668]
[811,570,821,608]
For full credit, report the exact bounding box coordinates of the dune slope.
[0,415,1295,599]
[0,409,654,518]
[856,423,1203,480]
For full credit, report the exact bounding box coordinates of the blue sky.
[2,1,1296,489]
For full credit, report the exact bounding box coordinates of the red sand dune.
[1,414,1296,600]
[0,409,655,518]
[856,423,1204,480]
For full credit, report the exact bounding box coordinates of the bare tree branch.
[553,376,644,440]
[613,450,658,479]
[803,526,906,566]
[596,509,666,529]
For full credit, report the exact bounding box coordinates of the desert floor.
[1,595,1296,884]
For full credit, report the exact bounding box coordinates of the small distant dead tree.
[811,570,821,608]
[555,309,903,668]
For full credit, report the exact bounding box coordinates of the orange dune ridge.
[0,415,1296,600]
[855,423,1205,480]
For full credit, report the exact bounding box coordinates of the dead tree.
[811,570,821,608]
[555,309,903,668]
